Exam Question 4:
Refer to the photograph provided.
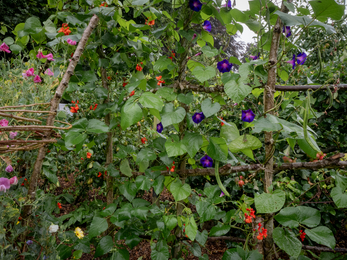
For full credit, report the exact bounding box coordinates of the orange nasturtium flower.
[58,23,71,35]
[86,152,92,159]
[145,17,155,26]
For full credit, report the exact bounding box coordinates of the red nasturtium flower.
[86,152,92,159]
[299,230,306,242]
[141,137,147,144]
[145,17,155,26]
[136,64,142,71]
[244,208,256,223]
[57,202,62,209]
[58,23,71,35]
[256,223,267,240]
[220,117,225,126]
[169,51,176,60]
[156,75,165,86]
[130,90,135,97]
[98,172,102,178]
[107,76,111,80]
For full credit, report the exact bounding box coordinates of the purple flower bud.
[220,191,225,197]
[286,54,296,69]
[217,59,232,73]
[192,33,197,40]
[189,0,202,12]
[9,132,17,139]
[249,53,260,60]
[227,0,232,9]
[241,109,255,123]
[202,20,211,32]
[6,165,14,173]
[283,26,291,38]
[26,240,33,245]
[0,177,10,191]
[192,112,205,124]
[296,52,307,65]
[200,155,213,168]
[198,194,202,197]
[194,52,202,57]
[0,119,9,127]
[157,122,163,133]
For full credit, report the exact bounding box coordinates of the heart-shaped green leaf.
[201,98,221,118]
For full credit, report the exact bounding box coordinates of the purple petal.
[0,177,10,190]
[189,0,202,12]
[241,109,255,123]
[296,52,307,65]
[0,119,9,126]
[286,54,296,69]
[217,59,232,73]
[283,26,291,38]
[203,21,211,32]
[157,122,163,133]
[192,112,205,124]
[200,155,213,168]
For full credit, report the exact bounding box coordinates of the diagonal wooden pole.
[23,15,100,218]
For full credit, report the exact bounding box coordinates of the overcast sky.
[233,1,256,43]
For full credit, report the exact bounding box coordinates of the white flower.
[49,224,59,233]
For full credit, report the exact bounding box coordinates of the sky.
[233,1,256,44]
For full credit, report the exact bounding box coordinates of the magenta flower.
[200,155,213,168]
[45,68,54,76]
[67,38,77,45]
[189,0,202,12]
[0,177,10,191]
[37,51,45,59]
[157,122,163,133]
[217,59,232,73]
[22,68,35,78]
[44,53,55,61]
[192,112,205,124]
[0,119,9,126]
[249,53,260,60]
[10,176,18,185]
[0,43,11,53]
[286,54,296,69]
[33,75,42,83]
[9,132,17,139]
[194,52,202,57]
[241,109,255,123]
[5,165,14,173]
[220,191,225,197]
[192,33,197,40]
[296,52,307,65]
[283,26,291,38]
[203,21,211,32]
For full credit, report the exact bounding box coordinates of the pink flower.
[10,176,18,185]
[22,68,35,78]
[9,132,17,139]
[0,119,9,126]
[0,185,6,192]
[0,43,11,53]
[67,38,77,45]
[44,68,54,76]
[44,53,55,61]
[33,75,42,83]
[5,165,13,173]
[37,51,45,59]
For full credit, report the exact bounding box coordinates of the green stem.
[215,161,230,197]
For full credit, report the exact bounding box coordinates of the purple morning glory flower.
[203,21,211,32]
[157,122,163,133]
[192,33,197,40]
[227,0,232,9]
[249,53,260,60]
[283,26,291,38]
[217,59,232,73]
[200,155,213,168]
[192,112,205,124]
[0,177,10,191]
[286,54,296,69]
[26,240,33,245]
[241,109,255,123]
[220,191,225,197]
[297,52,307,65]
[5,165,13,173]
[189,0,202,12]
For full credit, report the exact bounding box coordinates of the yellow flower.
[74,227,84,239]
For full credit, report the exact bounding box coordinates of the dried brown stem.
[0,103,50,109]
[0,110,55,114]
[0,125,71,131]
[0,112,42,124]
